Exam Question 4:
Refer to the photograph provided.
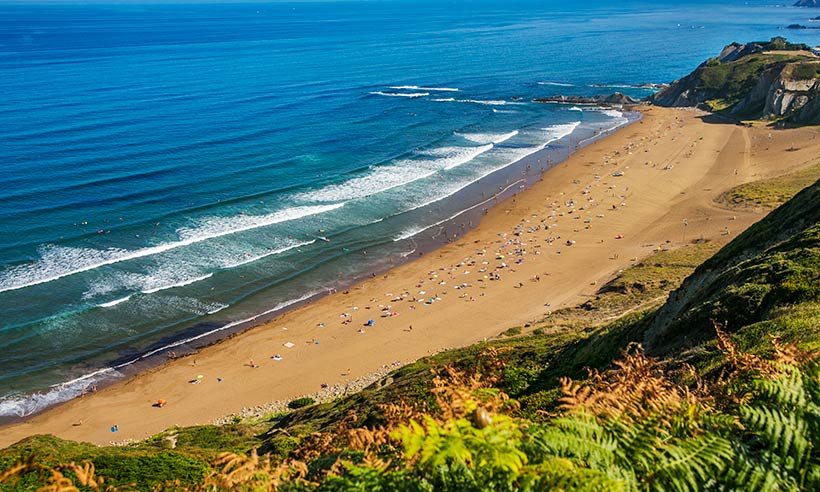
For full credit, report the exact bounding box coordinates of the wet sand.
[3,106,819,447]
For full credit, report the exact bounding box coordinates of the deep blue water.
[0,0,817,418]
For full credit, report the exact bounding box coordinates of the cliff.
[650,38,820,124]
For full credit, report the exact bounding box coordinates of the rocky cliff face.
[764,75,820,123]
[650,40,820,124]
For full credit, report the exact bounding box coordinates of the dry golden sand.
[3,107,819,447]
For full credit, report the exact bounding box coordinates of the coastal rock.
[534,92,639,105]
[714,42,766,63]
[649,38,820,124]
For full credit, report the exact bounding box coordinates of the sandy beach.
[3,106,819,448]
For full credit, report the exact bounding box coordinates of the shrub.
[790,63,820,80]
[502,366,539,395]
[288,397,316,410]
[93,451,210,487]
[501,326,522,337]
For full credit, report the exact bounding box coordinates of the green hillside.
[650,38,820,124]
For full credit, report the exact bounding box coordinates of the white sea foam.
[587,83,660,89]
[220,239,316,268]
[457,130,519,145]
[395,178,527,241]
[369,91,429,98]
[0,204,343,294]
[460,99,509,106]
[294,144,493,202]
[0,368,123,417]
[207,304,229,315]
[598,115,630,134]
[568,106,584,111]
[596,109,625,118]
[432,98,512,106]
[577,111,632,146]
[98,296,131,308]
[537,121,582,145]
[389,85,459,92]
[590,109,630,135]
[176,204,343,243]
[83,239,312,301]
[538,81,575,87]
[141,273,214,294]
[393,121,582,240]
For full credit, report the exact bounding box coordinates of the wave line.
[0,203,343,294]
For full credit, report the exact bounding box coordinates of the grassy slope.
[718,162,820,209]
[643,178,820,365]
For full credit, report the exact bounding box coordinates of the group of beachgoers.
[157,116,695,424]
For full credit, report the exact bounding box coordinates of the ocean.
[0,0,816,419]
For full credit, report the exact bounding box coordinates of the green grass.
[697,54,796,110]
[787,61,820,80]
[93,452,209,489]
[0,435,213,491]
[718,163,820,209]
[500,326,523,337]
[143,424,265,455]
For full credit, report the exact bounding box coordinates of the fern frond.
[741,405,811,467]
[755,365,807,409]
[530,413,618,469]
[649,433,734,492]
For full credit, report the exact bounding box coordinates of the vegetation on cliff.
[650,38,820,124]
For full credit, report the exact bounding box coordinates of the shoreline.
[3,106,819,448]
[0,109,636,425]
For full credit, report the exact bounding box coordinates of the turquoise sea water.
[0,0,817,418]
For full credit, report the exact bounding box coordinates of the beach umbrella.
[196,375,204,379]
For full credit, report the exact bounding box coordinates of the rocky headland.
[649,37,820,124]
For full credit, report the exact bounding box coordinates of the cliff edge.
[650,38,820,124]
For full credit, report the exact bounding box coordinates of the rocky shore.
[534,92,639,105]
